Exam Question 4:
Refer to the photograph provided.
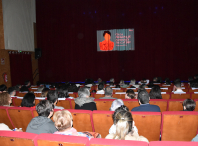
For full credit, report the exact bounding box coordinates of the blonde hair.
[0,92,11,106]
[53,110,73,131]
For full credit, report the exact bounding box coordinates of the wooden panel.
[168,100,184,111]
[149,100,168,112]
[123,100,139,111]
[162,94,170,100]
[95,100,114,111]
[94,94,104,99]
[112,94,125,99]
[0,108,14,129]
[0,136,35,146]
[191,93,198,100]
[56,100,71,109]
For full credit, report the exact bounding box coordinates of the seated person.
[149,85,162,99]
[41,88,50,97]
[110,99,124,111]
[53,110,90,138]
[47,90,64,109]
[37,86,44,92]
[106,108,148,142]
[109,78,115,86]
[183,99,196,111]
[137,84,146,93]
[129,79,138,88]
[20,80,31,92]
[99,87,117,99]
[173,81,185,93]
[119,80,129,88]
[125,89,136,99]
[0,92,12,106]
[0,84,7,92]
[21,93,35,108]
[8,87,16,97]
[75,87,97,111]
[131,90,161,112]
[58,89,74,99]
[96,83,104,94]
[26,100,57,134]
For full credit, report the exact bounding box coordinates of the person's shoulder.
[105,133,114,139]
[131,106,140,111]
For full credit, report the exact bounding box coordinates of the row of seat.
[11,97,198,112]
[0,106,198,141]
[1,131,197,146]
[16,91,198,99]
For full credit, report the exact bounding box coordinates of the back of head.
[126,89,135,99]
[0,92,11,106]
[138,84,146,93]
[138,90,150,104]
[194,74,198,80]
[21,93,35,107]
[183,99,196,111]
[58,89,69,98]
[8,87,16,95]
[98,83,104,90]
[24,80,30,86]
[110,99,124,111]
[47,90,58,103]
[149,85,162,99]
[37,86,44,92]
[78,87,90,98]
[105,86,113,96]
[0,84,7,92]
[130,79,136,85]
[53,110,73,131]
[174,78,181,84]
[36,100,54,117]
[41,88,50,97]
[174,81,181,88]
[110,78,114,83]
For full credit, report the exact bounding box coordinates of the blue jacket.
[131,103,161,112]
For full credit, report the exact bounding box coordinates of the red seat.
[170,92,191,99]
[94,94,104,99]
[161,92,170,100]
[0,106,14,129]
[123,99,139,111]
[150,141,198,146]
[56,98,72,109]
[112,92,125,99]
[94,99,115,111]
[191,92,198,100]
[149,99,168,112]
[195,99,198,111]
[167,99,185,111]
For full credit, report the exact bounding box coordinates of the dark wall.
[36,0,198,82]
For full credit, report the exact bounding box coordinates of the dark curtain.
[9,52,33,86]
[36,0,198,82]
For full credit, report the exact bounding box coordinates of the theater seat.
[149,99,168,112]
[112,92,125,99]
[56,98,72,109]
[34,92,42,97]
[161,111,198,141]
[123,99,139,111]
[0,131,37,146]
[171,92,191,99]
[36,133,89,146]
[191,92,198,100]
[0,106,14,129]
[69,92,76,98]
[132,112,161,141]
[12,97,22,107]
[94,94,104,99]
[16,92,27,97]
[92,111,114,138]
[89,138,148,146]
[150,141,198,146]
[161,92,170,100]
[95,99,115,111]
[195,99,198,111]
[168,99,185,111]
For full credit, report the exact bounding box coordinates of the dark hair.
[105,86,113,96]
[174,78,181,84]
[188,76,193,82]
[115,85,120,88]
[165,78,171,85]
[0,92,11,106]
[0,84,7,91]
[137,84,146,93]
[47,90,58,103]
[24,80,30,86]
[8,87,16,95]
[58,89,69,98]
[103,31,111,37]
[194,74,198,79]
[91,90,96,93]
[41,88,50,97]
[138,90,150,104]
[36,100,54,117]
[183,99,196,111]
[149,85,162,99]
[126,89,135,99]
[174,81,181,88]
[98,83,104,90]
[21,93,35,107]
[15,84,21,91]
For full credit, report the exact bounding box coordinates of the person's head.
[130,79,136,85]
[0,84,7,92]
[8,87,16,96]
[24,80,31,87]
[53,110,73,131]
[37,86,44,92]
[174,81,181,89]
[194,74,198,80]
[174,78,181,84]
[103,31,111,41]
[97,78,102,83]
[153,77,158,82]
[119,80,124,85]
[110,78,115,83]
[137,84,146,93]
[98,83,104,90]
[78,87,90,98]
[36,100,54,117]
[138,90,150,104]
[165,78,171,85]
[183,99,196,111]
[149,85,162,99]
[58,89,69,98]
[15,84,21,91]
[125,89,135,99]
[41,88,50,97]
[0,92,12,106]
[104,86,113,97]
[21,93,35,107]
[110,99,124,111]
[47,90,58,104]
[112,109,133,140]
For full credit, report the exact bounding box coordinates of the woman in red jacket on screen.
[99,31,114,51]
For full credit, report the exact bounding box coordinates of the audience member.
[129,79,139,88]
[149,85,162,99]
[110,99,124,111]
[125,89,136,99]
[7,87,16,97]
[131,90,160,112]
[183,99,196,111]
[41,88,50,97]
[75,87,97,111]
[97,78,102,84]
[109,78,115,86]
[20,80,31,92]
[0,84,7,92]
[21,93,35,108]
[137,84,146,93]
[105,109,148,142]
[26,100,57,134]
[47,90,64,109]
[53,110,91,138]
[99,87,117,99]
[164,78,171,85]
[58,89,73,99]
[119,80,129,88]
[0,92,12,106]
[96,83,104,94]
[15,84,21,91]
[37,86,44,92]
[173,81,185,93]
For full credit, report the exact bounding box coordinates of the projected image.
[97,28,135,51]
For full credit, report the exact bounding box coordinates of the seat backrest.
[161,88,171,92]
[35,98,45,106]
[16,92,27,97]
[70,100,75,109]
[94,99,115,111]
[132,112,161,141]
[149,141,198,146]
[36,133,89,146]
[195,99,198,111]
[189,88,198,93]
[171,92,191,99]
[12,97,22,107]
[161,92,170,100]
[161,111,198,141]
[7,107,34,131]
[0,131,37,146]
[123,99,139,111]
[67,109,94,132]
[191,92,198,100]
[168,99,185,111]
[56,99,72,109]
[92,111,114,138]
[34,92,42,97]
[0,106,14,129]
[68,92,76,98]
[112,92,125,99]
[149,99,168,112]
[89,138,148,146]
[94,94,104,99]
